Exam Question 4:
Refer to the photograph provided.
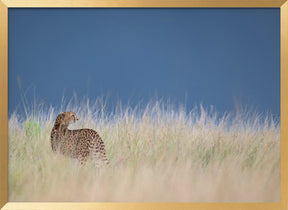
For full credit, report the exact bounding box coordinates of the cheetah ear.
[59,113,65,119]
[56,113,65,123]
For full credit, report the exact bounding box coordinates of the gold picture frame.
[0,0,287,209]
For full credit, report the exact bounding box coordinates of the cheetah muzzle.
[50,111,109,166]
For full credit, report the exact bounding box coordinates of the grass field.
[8,99,280,202]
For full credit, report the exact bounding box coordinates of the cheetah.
[50,111,109,166]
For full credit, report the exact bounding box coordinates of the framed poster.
[0,0,287,209]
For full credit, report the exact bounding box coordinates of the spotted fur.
[50,111,109,166]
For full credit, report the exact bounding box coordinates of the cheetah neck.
[53,122,69,134]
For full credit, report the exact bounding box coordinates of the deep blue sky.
[8,8,280,116]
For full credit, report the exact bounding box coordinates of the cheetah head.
[55,111,79,127]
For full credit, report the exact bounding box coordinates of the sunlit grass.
[8,99,280,202]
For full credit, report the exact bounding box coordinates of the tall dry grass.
[8,99,280,202]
